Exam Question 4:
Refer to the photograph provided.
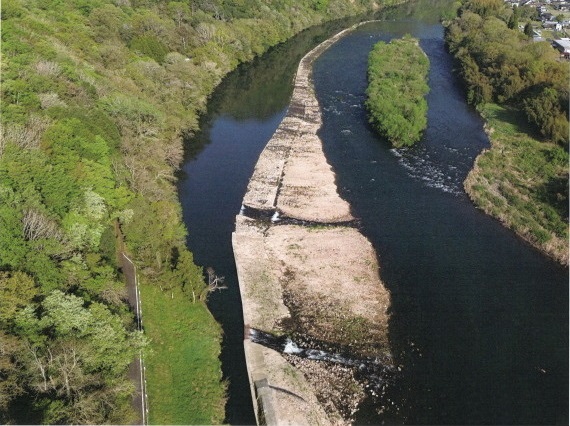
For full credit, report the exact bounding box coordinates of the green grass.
[141,284,226,425]
[465,103,568,264]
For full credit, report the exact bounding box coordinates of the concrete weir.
[232,23,391,425]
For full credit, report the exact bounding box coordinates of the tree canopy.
[365,35,430,147]
[445,1,569,146]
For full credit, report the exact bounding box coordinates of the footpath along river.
[178,6,568,425]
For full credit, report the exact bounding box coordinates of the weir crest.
[232,22,392,425]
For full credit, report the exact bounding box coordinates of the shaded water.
[178,18,364,424]
[178,5,568,425]
[314,20,568,425]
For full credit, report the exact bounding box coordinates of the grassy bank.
[141,284,225,425]
[464,104,568,265]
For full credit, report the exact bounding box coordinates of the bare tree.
[196,22,216,43]
[22,209,64,242]
[25,342,49,393]
[1,114,51,154]
[201,267,227,301]
[163,139,184,169]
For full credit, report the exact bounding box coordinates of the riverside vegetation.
[366,35,430,147]
[0,0,403,423]
[445,0,569,264]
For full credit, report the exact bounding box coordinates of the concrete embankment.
[232,23,391,425]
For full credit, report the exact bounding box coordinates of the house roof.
[553,38,570,51]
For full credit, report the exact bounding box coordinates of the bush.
[130,35,169,64]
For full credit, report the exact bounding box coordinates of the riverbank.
[140,284,225,424]
[444,2,568,266]
[233,24,391,424]
[464,104,569,266]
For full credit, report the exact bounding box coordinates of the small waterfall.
[247,328,396,397]
[248,328,289,352]
[283,338,303,354]
[239,205,359,228]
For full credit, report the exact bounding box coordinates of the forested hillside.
[445,0,569,264]
[0,0,392,423]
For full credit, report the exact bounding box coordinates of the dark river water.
[178,4,568,425]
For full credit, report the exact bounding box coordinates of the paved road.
[121,252,147,425]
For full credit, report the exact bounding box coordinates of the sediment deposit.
[233,23,391,425]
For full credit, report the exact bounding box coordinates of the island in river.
[366,35,430,147]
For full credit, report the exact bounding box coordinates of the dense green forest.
[445,0,569,264]
[365,34,430,146]
[446,0,569,145]
[0,0,395,423]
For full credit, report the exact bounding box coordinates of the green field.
[465,104,568,265]
[141,284,226,425]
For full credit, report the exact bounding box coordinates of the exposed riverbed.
[232,24,392,423]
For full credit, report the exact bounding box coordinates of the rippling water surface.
[314,20,568,425]
[178,9,568,425]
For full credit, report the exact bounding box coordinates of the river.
[178,4,568,425]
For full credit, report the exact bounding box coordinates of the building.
[552,38,570,57]
[543,20,563,30]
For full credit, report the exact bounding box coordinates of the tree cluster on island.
[365,35,430,147]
